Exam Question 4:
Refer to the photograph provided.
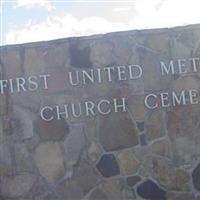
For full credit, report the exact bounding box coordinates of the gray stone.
[192,162,200,191]
[73,158,100,194]
[56,180,84,200]
[62,124,85,172]
[0,173,37,198]
[24,47,45,76]
[89,188,108,200]
[12,106,35,140]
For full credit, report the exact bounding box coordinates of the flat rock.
[136,179,166,200]
[99,112,138,151]
[36,111,69,141]
[0,173,37,198]
[34,142,65,183]
[192,162,200,191]
[96,154,120,178]
[117,149,140,175]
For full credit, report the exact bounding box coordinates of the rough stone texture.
[56,180,84,200]
[117,149,140,175]
[0,48,22,79]
[145,109,166,141]
[34,142,65,183]
[137,179,167,200]
[96,154,120,178]
[126,175,141,187]
[0,24,200,199]
[89,188,108,200]
[0,173,37,198]
[36,111,69,141]
[192,162,200,191]
[62,124,85,176]
[24,47,45,76]
[73,158,100,194]
[149,138,172,158]
[150,157,190,191]
[99,112,138,151]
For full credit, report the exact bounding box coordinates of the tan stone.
[150,157,190,191]
[117,149,140,175]
[88,142,103,162]
[145,110,166,141]
[34,142,65,183]
[149,138,172,158]
[174,194,193,200]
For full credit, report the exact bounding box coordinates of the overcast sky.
[0,0,200,45]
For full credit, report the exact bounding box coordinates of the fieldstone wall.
[0,24,200,200]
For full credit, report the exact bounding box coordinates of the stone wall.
[0,24,200,200]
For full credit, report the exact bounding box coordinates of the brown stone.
[99,112,138,151]
[126,176,141,187]
[36,110,69,141]
[150,157,190,191]
[167,105,200,165]
[174,194,194,200]
[117,149,140,175]
[145,109,166,141]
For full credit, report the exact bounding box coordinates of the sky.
[0,0,200,46]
